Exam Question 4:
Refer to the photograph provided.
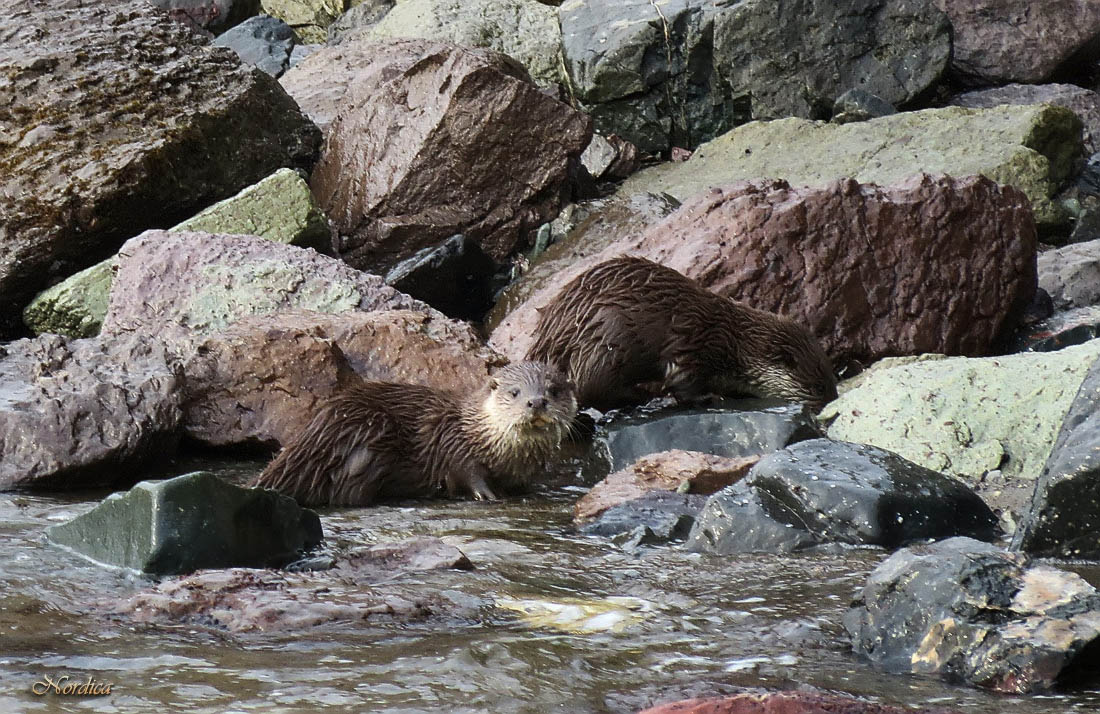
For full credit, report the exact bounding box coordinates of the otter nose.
[527,397,548,410]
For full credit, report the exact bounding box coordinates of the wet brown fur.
[525,257,837,411]
[251,362,577,507]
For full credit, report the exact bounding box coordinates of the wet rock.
[47,472,322,574]
[327,0,394,42]
[559,0,949,154]
[383,234,497,321]
[260,0,348,42]
[24,168,332,338]
[1014,356,1100,558]
[822,339,1100,529]
[581,491,706,546]
[581,134,641,181]
[603,402,822,474]
[301,38,590,270]
[950,83,1100,154]
[844,537,1100,694]
[617,104,1081,229]
[181,309,503,448]
[0,335,182,491]
[487,192,679,340]
[832,89,896,124]
[930,0,1100,85]
[100,231,431,341]
[150,0,260,35]
[1038,238,1100,310]
[0,0,321,337]
[332,0,564,87]
[492,175,1036,367]
[574,450,756,525]
[687,440,998,555]
[117,536,474,631]
[212,15,299,78]
[638,691,962,714]
[1011,305,1100,353]
[497,595,654,633]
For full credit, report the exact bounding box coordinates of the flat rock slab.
[823,339,1100,527]
[950,83,1100,154]
[0,0,320,336]
[46,472,323,574]
[101,231,432,341]
[601,402,822,473]
[686,439,998,555]
[845,537,1100,694]
[638,691,961,714]
[491,175,1037,368]
[0,335,182,490]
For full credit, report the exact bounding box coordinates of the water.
[2,458,1099,713]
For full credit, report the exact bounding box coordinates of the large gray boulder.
[559,0,951,153]
[1037,238,1100,311]
[46,472,323,575]
[0,0,320,337]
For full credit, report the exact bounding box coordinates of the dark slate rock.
[832,88,897,124]
[581,491,707,545]
[686,439,1000,555]
[1013,355,1100,558]
[384,234,497,321]
[844,536,1100,694]
[46,472,323,575]
[602,401,822,472]
[213,15,298,77]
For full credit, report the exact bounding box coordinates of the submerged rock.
[0,0,320,337]
[845,537,1100,694]
[580,491,706,548]
[0,335,182,491]
[47,472,322,575]
[638,691,962,714]
[686,440,998,555]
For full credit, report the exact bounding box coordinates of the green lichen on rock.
[23,169,330,337]
[621,104,1083,228]
[262,0,350,42]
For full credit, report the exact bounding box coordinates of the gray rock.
[1038,239,1100,310]
[950,83,1100,154]
[832,88,896,124]
[0,335,182,491]
[1014,356,1100,558]
[845,537,1100,693]
[602,401,822,472]
[213,15,298,77]
[581,490,706,543]
[559,0,950,153]
[46,472,323,575]
[686,440,999,555]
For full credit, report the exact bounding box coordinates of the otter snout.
[527,397,548,411]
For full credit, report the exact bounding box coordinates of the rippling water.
[2,457,1099,713]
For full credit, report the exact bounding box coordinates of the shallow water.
[2,457,1099,713]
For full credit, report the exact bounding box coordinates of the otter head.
[745,318,838,410]
[480,361,578,457]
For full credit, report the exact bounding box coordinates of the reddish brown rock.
[296,38,591,271]
[574,450,756,525]
[182,309,505,447]
[930,0,1100,85]
[491,175,1036,368]
[638,692,960,714]
[0,0,320,337]
[100,231,433,341]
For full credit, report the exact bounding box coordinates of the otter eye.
[509,387,520,399]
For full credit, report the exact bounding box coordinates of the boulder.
[580,491,707,548]
[602,402,822,473]
[686,440,999,555]
[559,0,950,153]
[580,134,640,181]
[1013,356,1100,558]
[822,339,1100,529]
[844,537,1100,694]
[617,104,1081,229]
[24,168,332,337]
[491,175,1037,368]
[574,449,756,525]
[212,15,300,78]
[0,0,320,337]
[332,0,564,87]
[1037,239,1100,310]
[298,38,590,270]
[100,231,431,341]
[930,0,1100,85]
[181,309,504,447]
[638,692,961,714]
[46,472,322,574]
[259,0,348,42]
[950,83,1100,154]
[0,335,182,491]
[149,0,261,35]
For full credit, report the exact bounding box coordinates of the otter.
[250,362,578,507]
[525,257,837,411]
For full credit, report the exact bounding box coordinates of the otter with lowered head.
[525,257,837,411]
[251,362,578,507]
